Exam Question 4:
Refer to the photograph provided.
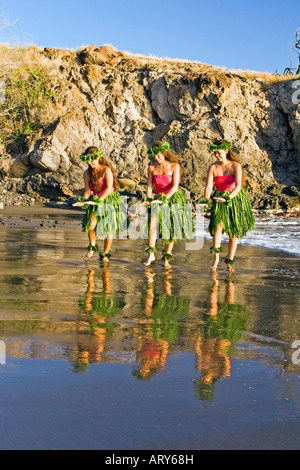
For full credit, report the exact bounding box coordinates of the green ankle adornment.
[162,251,174,261]
[99,252,111,261]
[224,256,236,266]
[210,246,223,254]
[145,245,157,254]
[88,244,99,252]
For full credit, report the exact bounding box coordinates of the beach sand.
[0,205,300,450]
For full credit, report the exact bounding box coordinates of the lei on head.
[209,141,232,152]
[80,149,103,163]
[147,142,170,156]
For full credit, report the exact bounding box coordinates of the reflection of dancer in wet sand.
[194,273,248,400]
[201,140,255,272]
[74,265,122,371]
[133,271,169,380]
[142,141,194,268]
[133,269,190,380]
[73,146,125,261]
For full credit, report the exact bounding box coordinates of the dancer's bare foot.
[86,244,98,258]
[86,249,94,258]
[210,261,219,271]
[209,250,221,272]
[162,250,173,269]
[226,264,235,273]
[224,256,236,273]
[144,252,155,266]
[164,260,171,269]
[99,252,111,263]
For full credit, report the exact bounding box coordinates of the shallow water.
[198,213,300,256]
[0,207,300,450]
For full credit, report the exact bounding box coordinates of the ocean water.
[0,208,300,449]
[197,214,300,257]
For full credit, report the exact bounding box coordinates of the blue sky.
[1,0,300,73]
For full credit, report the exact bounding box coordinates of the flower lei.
[76,195,104,208]
[153,193,168,204]
[209,141,232,152]
[147,142,170,156]
[141,196,153,203]
[80,149,103,163]
[142,194,169,204]
[220,194,232,206]
[199,198,211,212]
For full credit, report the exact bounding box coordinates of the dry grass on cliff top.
[125,48,299,84]
[0,42,299,86]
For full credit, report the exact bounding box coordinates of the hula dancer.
[72,146,125,262]
[142,141,194,268]
[201,140,255,272]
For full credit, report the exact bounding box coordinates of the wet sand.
[0,205,300,450]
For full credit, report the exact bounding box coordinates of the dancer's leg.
[210,224,223,271]
[100,235,113,262]
[144,217,157,266]
[225,236,238,272]
[86,214,98,258]
[162,241,174,269]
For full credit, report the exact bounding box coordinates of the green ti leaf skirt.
[81,192,127,238]
[143,189,195,244]
[208,188,255,239]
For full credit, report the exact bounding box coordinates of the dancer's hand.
[72,201,85,207]
[213,197,226,203]
[72,201,97,207]
[199,203,209,208]
[128,214,139,220]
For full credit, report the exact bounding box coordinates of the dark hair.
[213,140,246,188]
[152,140,182,181]
[83,146,98,156]
[85,146,119,191]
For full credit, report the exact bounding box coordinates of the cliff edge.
[0,44,300,211]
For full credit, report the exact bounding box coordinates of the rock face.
[1,44,300,210]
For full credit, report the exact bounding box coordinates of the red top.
[214,175,236,191]
[143,339,161,358]
[153,175,173,195]
[90,179,114,197]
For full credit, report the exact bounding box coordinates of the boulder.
[0,45,300,209]
[30,149,61,172]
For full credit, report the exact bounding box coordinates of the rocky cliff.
[1,44,300,211]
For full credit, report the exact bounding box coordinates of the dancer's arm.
[165,163,180,199]
[83,170,92,199]
[142,166,154,204]
[147,165,154,198]
[227,162,242,198]
[98,167,114,200]
[203,164,214,201]
[72,170,92,206]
